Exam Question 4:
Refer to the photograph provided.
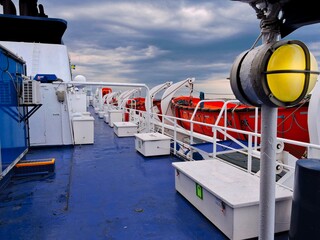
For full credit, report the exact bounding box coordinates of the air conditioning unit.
[20,80,41,105]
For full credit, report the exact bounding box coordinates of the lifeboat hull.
[171,96,309,158]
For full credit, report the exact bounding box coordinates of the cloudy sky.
[7,0,320,95]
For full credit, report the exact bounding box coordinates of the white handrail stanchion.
[212,126,217,159]
[174,118,177,155]
[247,134,253,173]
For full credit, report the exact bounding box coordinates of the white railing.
[124,99,320,191]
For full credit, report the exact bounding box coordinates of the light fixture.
[230,40,319,107]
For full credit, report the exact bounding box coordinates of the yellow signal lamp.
[230,40,319,107]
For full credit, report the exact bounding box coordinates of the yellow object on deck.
[15,158,55,168]
[14,158,55,175]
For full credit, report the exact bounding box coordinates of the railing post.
[162,115,165,134]
[254,107,259,150]
[247,134,252,173]
[174,118,177,155]
[212,126,217,159]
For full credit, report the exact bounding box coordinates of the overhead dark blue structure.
[0,15,67,44]
[0,0,66,44]
[231,0,320,38]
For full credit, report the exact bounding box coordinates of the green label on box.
[196,183,203,199]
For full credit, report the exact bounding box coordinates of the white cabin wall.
[308,78,320,158]
[28,84,73,146]
[0,41,72,82]
[0,41,76,146]
[68,89,88,114]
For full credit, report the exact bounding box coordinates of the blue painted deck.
[0,108,289,239]
[191,140,253,154]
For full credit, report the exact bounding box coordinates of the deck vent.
[20,80,41,105]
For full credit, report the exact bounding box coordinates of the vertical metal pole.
[259,32,279,240]
[259,105,277,240]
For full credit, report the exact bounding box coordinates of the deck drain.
[134,208,144,213]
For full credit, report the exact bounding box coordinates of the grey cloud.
[33,0,320,91]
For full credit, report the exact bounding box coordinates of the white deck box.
[72,115,94,144]
[108,109,123,127]
[172,160,292,240]
[135,132,171,156]
[113,122,138,137]
[81,112,91,117]
[103,114,109,123]
[98,111,105,119]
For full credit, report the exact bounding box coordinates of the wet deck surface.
[0,108,289,239]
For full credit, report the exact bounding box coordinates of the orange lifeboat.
[102,87,112,96]
[171,96,310,158]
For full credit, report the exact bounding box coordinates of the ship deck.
[0,107,289,239]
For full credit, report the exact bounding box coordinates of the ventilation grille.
[20,80,41,105]
[0,82,12,105]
